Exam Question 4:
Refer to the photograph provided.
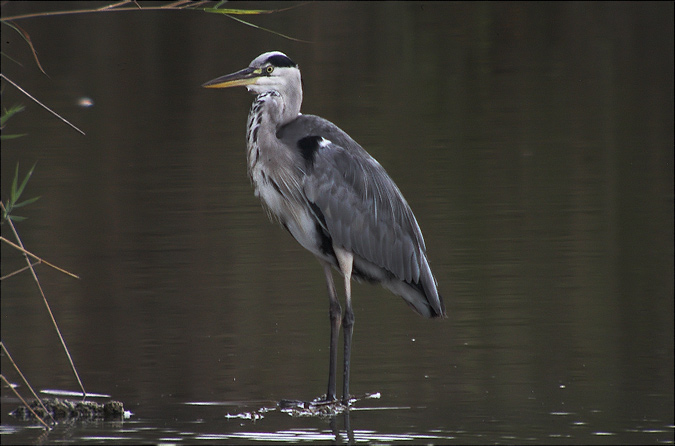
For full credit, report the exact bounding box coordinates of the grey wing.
[302,138,444,317]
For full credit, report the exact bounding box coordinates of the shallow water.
[1,2,673,444]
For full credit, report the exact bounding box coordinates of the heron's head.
[202,51,301,97]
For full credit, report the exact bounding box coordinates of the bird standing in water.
[203,51,445,405]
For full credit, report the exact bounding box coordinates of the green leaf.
[15,162,37,201]
[203,3,310,43]
[205,1,306,15]
[11,163,19,201]
[12,195,41,209]
[0,133,28,140]
[1,104,25,126]
[3,163,39,224]
[205,7,274,15]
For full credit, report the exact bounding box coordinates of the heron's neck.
[246,91,297,173]
[268,88,301,127]
[283,86,302,125]
[249,89,301,136]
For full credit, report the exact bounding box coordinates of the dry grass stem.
[0,236,80,279]
[1,343,56,425]
[1,374,51,429]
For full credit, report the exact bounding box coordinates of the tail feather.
[384,276,446,319]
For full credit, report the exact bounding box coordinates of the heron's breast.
[252,171,326,260]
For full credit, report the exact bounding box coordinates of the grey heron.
[203,51,445,405]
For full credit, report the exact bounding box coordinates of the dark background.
[2,2,673,443]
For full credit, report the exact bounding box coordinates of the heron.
[203,51,445,405]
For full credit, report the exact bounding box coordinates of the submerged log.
[10,397,125,421]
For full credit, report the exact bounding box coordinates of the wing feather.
[304,140,423,285]
[277,114,444,317]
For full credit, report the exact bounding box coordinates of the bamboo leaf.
[12,196,41,209]
[11,164,19,201]
[203,2,310,43]
[15,163,37,201]
[1,104,26,126]
[0,133,28,140]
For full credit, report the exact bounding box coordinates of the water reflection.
[3,392,674,444]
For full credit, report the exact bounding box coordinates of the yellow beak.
[202,67,262,89]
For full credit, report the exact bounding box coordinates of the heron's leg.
[335,248,354,405]
[342,272,354,404]
[323,262,341,402]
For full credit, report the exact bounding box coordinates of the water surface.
[1,2,673,444]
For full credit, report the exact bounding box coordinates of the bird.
[202,51,445,405]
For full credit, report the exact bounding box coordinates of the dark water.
[1,2,673,444]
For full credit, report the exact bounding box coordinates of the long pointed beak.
[202,67,262,89]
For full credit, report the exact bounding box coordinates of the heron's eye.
[266,66,274,74]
